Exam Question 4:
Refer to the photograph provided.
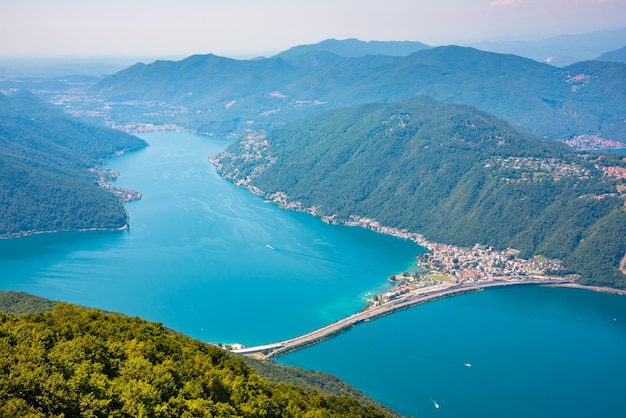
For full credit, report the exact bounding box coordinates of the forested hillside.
[0,303,391,417]
[0,92,146,237]
[214,96,626,288]
[0,291,57,314]
[94,44,626,145]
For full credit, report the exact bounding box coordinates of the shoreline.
[231,277,580,359]
[0,222,129,241]
[231,278,625,360]
[548,282,626,296]
[1,145,145,241]
[213,152,626,358]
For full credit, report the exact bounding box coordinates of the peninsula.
[230,277,574,359]
[225,215,625,359]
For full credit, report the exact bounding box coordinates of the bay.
[279,285,626,418]
[0,131,422,346]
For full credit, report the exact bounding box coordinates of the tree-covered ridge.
[94,45,626,145]
[0,303,392,417]
[0,291,394,415]
[0,92,146,237]
[0,291,57,315]
[214,96,626,288]
[241,358,399,417]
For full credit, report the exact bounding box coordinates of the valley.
[2,33,626,417]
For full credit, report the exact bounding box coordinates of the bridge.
[232,343,284,354]
[229,277,573,359]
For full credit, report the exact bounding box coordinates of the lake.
[279,285,626,418]
[0,131,423,346]
[2,131,625,417]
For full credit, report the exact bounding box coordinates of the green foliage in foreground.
[0,291,57,315]
[0,303,392,417]
[242,358,400,417]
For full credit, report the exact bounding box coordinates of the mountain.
[94,45,626,146]
[596,46,626,64]
[276,38,430,61]
[0,92,146,237]
[470,27,626,66]
[0,302,392,417]
[0,291,397,416]
[213,96,626,288]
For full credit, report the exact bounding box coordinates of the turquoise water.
[0,131,422,346]
[279,285,626,417]
[2,131,625,417]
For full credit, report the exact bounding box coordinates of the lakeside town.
[90,168,143,203]
[333,214,567,304]
[210,143,572,309]
[207,137,600,308]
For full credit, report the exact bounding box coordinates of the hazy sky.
[1,0,624,59]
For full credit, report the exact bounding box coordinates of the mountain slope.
[214,96,626,287]
[596,46,626,64]
[0,291,57,314]
[0,92,146,237]
[0,291,397,416]
[0,302,392,417]
[94,45,626,145]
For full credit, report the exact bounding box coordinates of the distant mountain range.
[275,38,430,59]
[0,92,146,237]
[470,27,626,67]
[94,42,626,146]
[596,46,626,64]
[214,96,626,288]
[5,37,625,285]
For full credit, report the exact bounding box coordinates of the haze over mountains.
[276,38,431,59]
[0,30,625,418]
[94,40,626,148]
[2,23,626,418]
[596,46,626,64]
[1,34,625,283]
[470,27,626,67]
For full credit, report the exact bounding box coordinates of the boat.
[266,244,274,250]
[429,397,440,409]
[464,362,472,368]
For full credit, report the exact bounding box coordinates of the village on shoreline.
[221,206,624,359]
[337,214,567,304]
[208,135,626,301]
[209,156,571,296]
[210,153,599,359]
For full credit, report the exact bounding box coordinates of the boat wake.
[429,397,440,409]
